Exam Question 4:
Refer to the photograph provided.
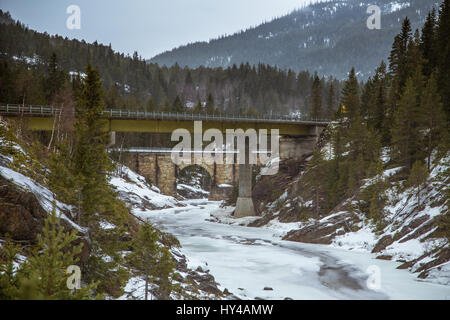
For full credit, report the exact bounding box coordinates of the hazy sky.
[0,0,320,59]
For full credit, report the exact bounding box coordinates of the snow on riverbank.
[133,199,450,300]
[247,150,450,287]
[105,157,450,299]
[109,169,225,300]
[110,165,179,209]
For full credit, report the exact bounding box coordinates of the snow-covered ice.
[135,199,450,300]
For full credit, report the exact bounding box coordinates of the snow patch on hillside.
[332,225,378,252]
[110,165,179,209]
[0,165,85,233]
[388,1,411,13]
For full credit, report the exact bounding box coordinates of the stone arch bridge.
[123,150,239,200]
[0,104,328,217]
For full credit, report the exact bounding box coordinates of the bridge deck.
[112,147,271,154]
[0,104,329,136]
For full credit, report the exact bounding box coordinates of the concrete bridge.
[0,104,328,217]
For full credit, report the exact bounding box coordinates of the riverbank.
[134,199,450,300]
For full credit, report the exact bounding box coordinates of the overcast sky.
[0,0,320,59]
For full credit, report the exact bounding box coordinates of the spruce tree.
[388,17,412,92]
[72,63,113,227]
[340,68,360,124]
[420,8,437,77]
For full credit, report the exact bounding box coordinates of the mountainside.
[0,9,341,118]
[150,0,441,79]
[216,142,449,285]
[0,119,225,299]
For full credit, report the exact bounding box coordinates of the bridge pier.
[234,163,255,218]
[107,131,116,148]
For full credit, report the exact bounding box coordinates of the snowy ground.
[134,199,450,300]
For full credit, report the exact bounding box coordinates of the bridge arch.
[178,162,215,186]
[176,165,213,199]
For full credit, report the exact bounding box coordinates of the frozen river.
[136,199,450,300]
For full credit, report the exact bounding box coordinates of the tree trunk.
[48,112,58,150]
[428,117,432,171]
[417,187,420,209]
[145,276,148,300]
[315,189,319,217]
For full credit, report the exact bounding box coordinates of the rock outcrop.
[0,175,46,241]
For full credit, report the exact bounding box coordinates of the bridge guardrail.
[0,104,330,124]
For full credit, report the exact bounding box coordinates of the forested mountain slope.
[151,0,441,80]
[0,10,340,117]
[224,1,450,284]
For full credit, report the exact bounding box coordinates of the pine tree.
[363,62,389,143]
[304,148,326,217]
[154,248,175,300]
[436,0,450,122]
[407,161,429,209]
[310,74,322,120]
[47,139,80,209]
[45,53,66,103]
[206,93,215,114]
[391,76,425,171]
[0,207,97,299]
[421,73,445,170]
[127,224,175,300]
[373,62,389,144]
[172,95,185,113]
[161,97,171,112]
[193,100,204,114]
[146,97,157,112]
[25,206,97,299]
[127,224,159,300]
[0,240,23,299]
[326,82,336,118]
[433,155,450,240]
[70,64,131,297]
[367,158,388,224]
